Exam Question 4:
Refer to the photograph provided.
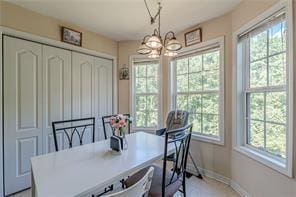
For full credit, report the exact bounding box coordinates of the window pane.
[269,53,286,86]
[176,58,188,75]
[190,114,202,133]
[136,65,146,77]
[147,64,158,77]
[146,95,157,111]
[269,22,286,55]
[250,59,267,88]
[250,31,267,62]
[202,114,219,136]
[202,94,219,115]
[135,78,146,93]
[203,51,219,71]
[147,112,157,127]
[203,70,219,90]
[177,74,188,92]
[136,95,146,111]
[189,73,202,91]
[177,95,188,110]
[249,93,264,120]
[266,123,286,158]
[189,55,202,73]
[136,111,146,127]
[248,120,264,149]
[266,92,286,124]
[133,61,159,129]
[147,77,158,93]
[188,94,201,113]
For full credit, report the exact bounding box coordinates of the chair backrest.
[101,114,131,140]
[166,110,189,130]
[162,124,193,196]
[103,167,154,197]
[52,117,95,151]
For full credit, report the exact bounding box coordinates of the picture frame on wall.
[119,65,129,80]
[184,28,202,47]
[61,27,82,46]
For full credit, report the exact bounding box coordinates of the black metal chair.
[101,114,131,139]
[156,110,203,179]
[124,124,193,197]
[52,117,95,152]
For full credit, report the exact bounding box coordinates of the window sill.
[191,133,224,146]
[234,145,292,177]
[131,128,156,133]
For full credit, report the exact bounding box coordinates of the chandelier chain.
[144,0,153,21]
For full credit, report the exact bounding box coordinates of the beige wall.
[0,1,118,57]
[230,1,296,196]
[2,0,296,196]
[118,13,233,178]
[118,1,296,196]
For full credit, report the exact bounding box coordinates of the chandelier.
[137,0,182,58]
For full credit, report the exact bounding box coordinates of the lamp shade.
[166,38,182,51]
[164,49,178,57]
[146,35,162,49]
[137,43,152,54]
[148,49,160,58]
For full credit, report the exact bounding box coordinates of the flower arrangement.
[110,114,132,136]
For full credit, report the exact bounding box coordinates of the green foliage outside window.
[247,20,287,159]
[175,50,220,137]
[134,62,159,128]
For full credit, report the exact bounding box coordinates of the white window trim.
[169,36,225,145]
[232,0,293,177]
[129,55,163,132]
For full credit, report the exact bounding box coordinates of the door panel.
[4,36,43,195]
[93,57,113,140]
[42,45,71,153]
[72,52,94,146]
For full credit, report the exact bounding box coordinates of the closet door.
[93,57,113,140]
[42,45,71,153]
[72,52,95,145]
[3,36,43,195]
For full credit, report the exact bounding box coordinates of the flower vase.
[121,134,128,150]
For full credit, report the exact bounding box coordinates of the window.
[170,38,224,144]
[234,2,293,176]
[131,58,161,130]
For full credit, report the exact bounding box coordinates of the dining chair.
[156,110,203,179]
[52,117,95,152]
[124,124,193,197]
[101,114,131,139]
[156,110,189,136]
[102,167,154,197]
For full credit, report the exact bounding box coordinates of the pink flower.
[119,120,125,125]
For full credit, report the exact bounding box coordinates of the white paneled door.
[93,57,113,140]
[42,45,72,153]
[3,37,114,195]
[4,36,43,195]
[72,52,95,146]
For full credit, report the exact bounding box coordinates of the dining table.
[30,131,174,197]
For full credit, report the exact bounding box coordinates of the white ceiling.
[6,0,242,41]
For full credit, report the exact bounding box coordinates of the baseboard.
[186,163,231,185]
[186,163,251,197]
[230,180,251,197]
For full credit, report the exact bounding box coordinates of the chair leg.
[182,177,186,197]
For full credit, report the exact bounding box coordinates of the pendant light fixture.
[137,0,182,58]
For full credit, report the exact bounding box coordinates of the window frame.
[233,0,293,177]
[130,55,162,132]
[169,37,225,145]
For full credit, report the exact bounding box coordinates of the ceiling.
[6,0,242,41]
